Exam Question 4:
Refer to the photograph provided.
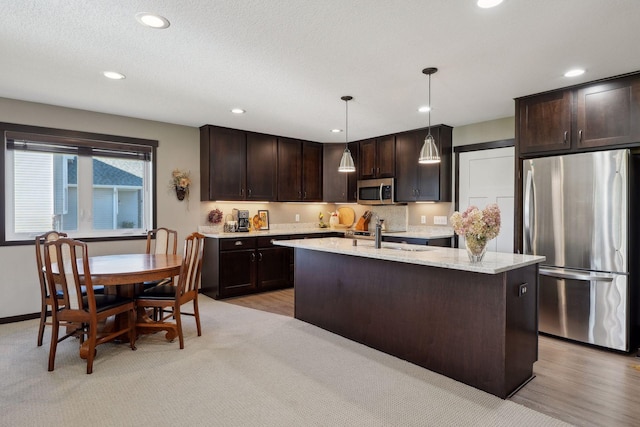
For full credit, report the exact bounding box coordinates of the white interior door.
[458,146,514,253]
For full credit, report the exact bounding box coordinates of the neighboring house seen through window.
[2,123,157,243]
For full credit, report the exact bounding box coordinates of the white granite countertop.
[274,237,545,274]
[202,227,343,239]
[202,226,453,240]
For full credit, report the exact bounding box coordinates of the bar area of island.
[274,237,546,399]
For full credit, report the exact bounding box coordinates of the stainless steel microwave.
[357,178,395,205]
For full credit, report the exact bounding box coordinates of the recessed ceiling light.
[103,71,126,80]
[477,0,504,8]
[331,129,343,133]
[564,68,585,77]
[135,13,170,29]
[231,108,246,114]
[418,106,431,113]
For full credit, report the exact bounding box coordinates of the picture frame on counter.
[258,209,270,230]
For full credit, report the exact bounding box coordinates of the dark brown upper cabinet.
[322,142,358,203]
[576,77,640,149]
[200,125,277,201]
[394,126,452,202]
[246,132,277,200]
[358,136,395,180]
[517,90,573,154]
[277,138,323,202]
[517,73,640,155]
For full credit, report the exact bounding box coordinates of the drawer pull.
[234,241,243,246]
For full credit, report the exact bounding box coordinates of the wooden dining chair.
[35,231,68,347]
[36,231,107,347]
[146,227,178,256]
[143,227,178,290]
[44,237,136,374]
[135,232,204,349]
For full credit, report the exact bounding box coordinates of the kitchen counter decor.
[451,204,501,262]
[207,208,223,224]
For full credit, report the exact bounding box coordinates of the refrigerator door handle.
[523,169,534,252]
[539,267,616,282]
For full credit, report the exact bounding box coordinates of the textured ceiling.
[1,0,639,142]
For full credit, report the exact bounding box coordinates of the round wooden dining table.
[51,253,183,357]
[83,253,182,287]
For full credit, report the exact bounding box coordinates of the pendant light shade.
[419,67,441,164]
[338,95,356,173]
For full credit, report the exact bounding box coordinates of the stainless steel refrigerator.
[523,149,630,351]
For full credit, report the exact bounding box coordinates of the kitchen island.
[274,237,545,398]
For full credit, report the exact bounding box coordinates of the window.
[2,123,157,244]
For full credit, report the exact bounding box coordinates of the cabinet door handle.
[579,130,583,142]
[371,167,375,175]
[563,131,568,143]
[250,252,256,262]
[376,167,380,176]
[248,188,252,197]
[234,241,243,246]
[258,252,263,262]
[304,191,307,199]
[298,191,302,199]
[240,188,244,196]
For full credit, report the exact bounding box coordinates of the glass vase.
[464,235,487,263]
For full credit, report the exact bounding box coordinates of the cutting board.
[337,207,355,227]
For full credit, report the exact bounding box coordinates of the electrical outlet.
[420,215,426,224]
[434,216,447,225]
[518,283,528,297]
[295,214,300,222]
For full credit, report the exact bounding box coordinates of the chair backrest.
[177,232,205,296]
[43,238,96,312]
[146,228,178,255]
[35,231,68,299]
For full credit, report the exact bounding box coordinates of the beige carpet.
[0,296,569,426]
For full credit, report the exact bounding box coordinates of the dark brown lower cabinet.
[256,236,290,291]
[202,235,292,299]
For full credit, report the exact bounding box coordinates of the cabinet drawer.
[257,235,288,248]
[219,237,256,251]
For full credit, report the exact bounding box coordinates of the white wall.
[0,97,200,318]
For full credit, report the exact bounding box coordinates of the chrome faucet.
[373,213,382,249]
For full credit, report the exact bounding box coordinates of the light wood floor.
[224,288,640,427]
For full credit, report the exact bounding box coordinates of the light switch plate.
[420,215,426,224]
[434,216,447,225]
[295,214,300,222]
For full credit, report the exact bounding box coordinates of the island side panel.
[504,265,539,394]
[293,248,538,399]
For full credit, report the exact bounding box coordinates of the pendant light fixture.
[419,67,441,164]
[338,95,356,172]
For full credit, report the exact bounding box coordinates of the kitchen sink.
[386,246,432,252]
[377,242,434,252]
